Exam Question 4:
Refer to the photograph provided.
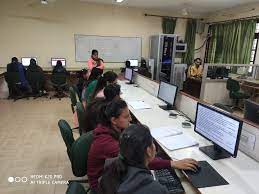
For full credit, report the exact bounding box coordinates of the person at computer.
[138,58,152,78]
[87,49,104,72]
[187,58,203,78]
[6,57,31,94]
[26,58,46,94]
[87,99,198,194]
[99,124,170,194]
[52,60,67,74]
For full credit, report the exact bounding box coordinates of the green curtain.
[207,19,256,64]
[162,18,177,34]
[183,19,197,65]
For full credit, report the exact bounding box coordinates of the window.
[249,22,259,73]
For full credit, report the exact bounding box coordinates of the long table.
[119,80,259,194]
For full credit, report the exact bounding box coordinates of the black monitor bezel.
[157,81,178,107]
[125,67,133,81]
[51,58,66,67]
[194,103,243,158]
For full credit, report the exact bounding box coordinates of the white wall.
[0,0,190,70]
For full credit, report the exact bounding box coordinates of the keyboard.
[154,169,185,194]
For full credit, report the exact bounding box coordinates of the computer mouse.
[169,113,177,118]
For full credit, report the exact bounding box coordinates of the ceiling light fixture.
[115,0,125,3]
[41,0,48,5]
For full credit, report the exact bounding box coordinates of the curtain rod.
[144,13,202,20]
[207,14,259,25]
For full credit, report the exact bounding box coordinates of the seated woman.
[84,83,121,133]
[100,124,169,194]
[90,71,118,101]
[81,67,103,107]
[26,58,46,94]
[52,60,67,74]
[87,99,198,194]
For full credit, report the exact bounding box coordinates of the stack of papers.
[127,100,151,110]
[157,134,199,151]
[150,126,182,139]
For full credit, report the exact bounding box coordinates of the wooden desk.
[119,80,259,194]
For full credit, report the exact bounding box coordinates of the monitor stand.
[199,144,231,160]
[159,104,173,110]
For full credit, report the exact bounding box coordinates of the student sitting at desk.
[84,84,121,133]
[81,67,103,107]
[26,58,46,94]
[87,99,198,194]
[87,49,105,72]
[52,60,67,74]
[7,57,31,93]
[187,58,203,78]
[100,124,169,194]
[90,71,118,100]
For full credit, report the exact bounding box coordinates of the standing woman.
[88,49,105,72]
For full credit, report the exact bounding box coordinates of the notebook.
[150,126,182,139]
[157,133,198,151]
[127,100,151,110]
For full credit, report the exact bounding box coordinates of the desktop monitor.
[158,81,178,110]
[194,103,243,160]
[51,58,66,67]
[244,100,259,124]
[129,59,138,67]
[125,67,133,84]
[21,57,37,67]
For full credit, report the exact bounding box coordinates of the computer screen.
[125,68,133,81]
[51,58,66,66]
[244,100,259,124]
[195,103,243,158]
[21,57,37,66]
[129,59,138,67]
[158,81,178,106]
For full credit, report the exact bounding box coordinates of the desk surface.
[119,80,259,194]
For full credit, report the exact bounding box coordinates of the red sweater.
[87,125,171,190]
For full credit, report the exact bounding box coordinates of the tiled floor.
[0,97,80,194]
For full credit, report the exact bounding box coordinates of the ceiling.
[80,0,259,16]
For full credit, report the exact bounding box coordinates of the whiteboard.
[75,34,142,63]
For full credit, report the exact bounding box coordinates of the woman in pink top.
[87,49,105,71]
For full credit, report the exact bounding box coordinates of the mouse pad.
[183,161,229,188]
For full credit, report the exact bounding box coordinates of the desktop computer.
[194,103,243,160]
[244,100,259,124]
[158,81,178,110]
[21,57,37,66]
[125,68,134,84]
[129,59,138,67]
[51,58,66,66]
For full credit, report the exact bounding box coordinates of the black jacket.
[117,166,169,194]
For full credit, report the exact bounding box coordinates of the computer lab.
[1,0,259,194]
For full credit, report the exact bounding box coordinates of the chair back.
[69,87,78,113]
[76,102,86,135]
[51,73,67,85]
[71,131,93,177]
[26,71,44,94]
[58,119,75,161]
[227,78,240,92]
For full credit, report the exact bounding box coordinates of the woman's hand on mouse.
[170,158,198,171]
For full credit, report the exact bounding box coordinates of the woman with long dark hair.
[100,124,168,194]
